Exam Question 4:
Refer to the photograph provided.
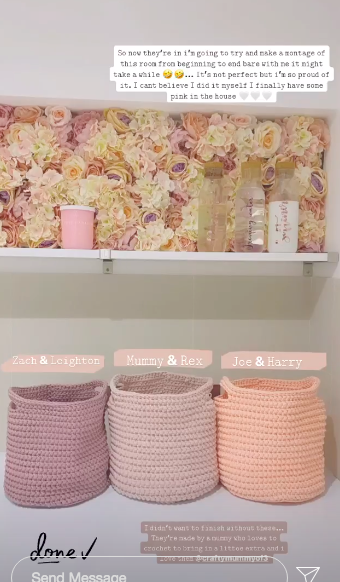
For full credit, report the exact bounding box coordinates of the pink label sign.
[221,352,327,371]
[1,355,105,373]
[114,349,212,369]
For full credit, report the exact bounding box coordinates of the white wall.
[0,0,338,112]
[0,274,313,450]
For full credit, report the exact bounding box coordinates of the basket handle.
[220,377,235,399]
[110,375,124,392]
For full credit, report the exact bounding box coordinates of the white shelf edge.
[0,249,337,263]
[0,249,337,276]
[109,251,338,263]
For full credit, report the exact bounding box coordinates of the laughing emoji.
[163,70,172,79]
[175,69,184,79]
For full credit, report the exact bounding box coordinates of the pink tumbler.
[60,205,96,250]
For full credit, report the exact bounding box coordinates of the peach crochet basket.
[108,372,219,503]
[215,377,326,503]
[4,381,110,508]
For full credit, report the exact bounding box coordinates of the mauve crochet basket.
[4,381,110,508]
[215,376,326,503]
[108,372,219,503]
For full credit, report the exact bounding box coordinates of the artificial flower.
[0,105,14,130]
[0,221,8,246]
[105,161,132,185]
[73,111,101,143]
[308,118,330,151]
[0,104,329,252]
[229,114,257,129]
[14,106,42,124]
[62,155,86,182]
[45,106,72,127]
[254,121,282,158]
[81,120,122,160]
[182,112,209,141]
[136,221,174,251]
[0,218,19,247]
[85,159,105,177]
[104,109,133,134]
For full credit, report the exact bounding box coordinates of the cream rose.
[254,121,282,158]
[166,155,189,180]
[62,155,86,182]
[104,109,133,134]
[105,161,132,185]
[309,168,328,200]
[45,106,72,127]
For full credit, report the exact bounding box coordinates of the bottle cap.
[241,160,262,169]
[276,160,295,169]
[204,162,223,178]
[204,162,224,168]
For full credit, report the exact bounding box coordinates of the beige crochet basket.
[215,377,326,503]
[108,372,219,503]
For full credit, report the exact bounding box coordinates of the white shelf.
[0,249,337,276]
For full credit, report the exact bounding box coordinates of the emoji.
[163,70,172,79]
[175,69,184,79]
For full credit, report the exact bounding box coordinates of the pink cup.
[60,205,96,250]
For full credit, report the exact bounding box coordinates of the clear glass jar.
[268,161,299,253]
[235,160,265,252]
[198,162,230,252]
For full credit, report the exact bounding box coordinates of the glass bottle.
[197,162,229,252]
[235,160,265,252]
[268,161,299,253]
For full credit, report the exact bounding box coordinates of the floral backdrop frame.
[0,105,329,251]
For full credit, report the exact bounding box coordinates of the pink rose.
[54,123,75,148]
[170,127,191,154]
[229,114,257,128]
[308,119,330,151]
[35,116,51,128]
[59,147,75,162]
[73,111,101,143]
[102,228,138,251]
[45,106,72,127]
[85,159,105,177]
[182,112,208,141]
[12,186,31,220]
[1,218,19,247]
[221,156,237,173]
[300,197,325,221]
[176,236,197,252]
[170,188,188,206]
[117,228,138,250]
[14,106,42,124]
[165,207,183,230]
[298,241,322,253]
[0,105,14,129]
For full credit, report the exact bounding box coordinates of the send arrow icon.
[296,567,320,582]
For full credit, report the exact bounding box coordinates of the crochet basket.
[4,381,110,508]
[215,377,326,503]
[108,372,219,503]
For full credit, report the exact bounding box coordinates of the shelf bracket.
[303,262,313,277]
[103,259,113,275]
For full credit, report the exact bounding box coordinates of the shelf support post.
[303,262,313,277]
[103,259,113,275]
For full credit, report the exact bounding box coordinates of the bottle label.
[268,200,299,252]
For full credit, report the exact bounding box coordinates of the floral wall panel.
[0,105,329,251]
